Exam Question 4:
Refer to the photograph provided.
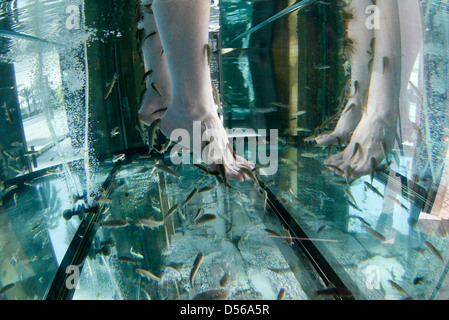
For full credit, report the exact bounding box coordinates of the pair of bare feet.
[314,0,406,182]
[138,0,253,182]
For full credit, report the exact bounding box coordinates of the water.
[0,0,448,301]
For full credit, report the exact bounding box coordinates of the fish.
[350,142,362,160]
[192,289,230,300]
[277,288,286,300]
[112,153,125,163]
[156,164,182,178]
[220,270,231,287]
[3,103,13,123]
[130,247,144,260]
[362,224,386,241]
[265,228,282,238]
[164,203,180,220]
[193,208,203,221]
[182,188,199,208]
[104,73,118,100]
[147,119,160,148]
[285,228,293,246]
[388,280,409,296]
[133,218,164,229]
[13,193,18,206]
[97,219,129,228]
[344,166,352,185]
[194,214,216,226]
[151,82,162,97]
[136,268,161,282]
[413,276,424,285]
[226,223,233,234]
[364,182,384,198]
[315,287,353,297]
[382,56,390,74]
[300,153,319,158]
[4,185,18,193]
[348,215,371,227]
[95,195,113,204]
[314,63,331,70]
[239,167,260,187]
[143,31,157,43]
[295,127,311,133]
[198,185,216,194]
[317,225,327,234]
[0,283,15,295]
[205,43,212,66]
[118,256,139,264]
[344,189,358,207]
[324,164,343,175]
[424,241,444,263]
[346,199,361,212]
[190,253,204,286]
[110,126,119,137]
[353,80,359,96]
[141,69,153,86]
[271,102,290,109]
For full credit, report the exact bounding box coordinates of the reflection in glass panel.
[0,0,448,301]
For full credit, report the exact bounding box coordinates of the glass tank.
[0,0,448,301]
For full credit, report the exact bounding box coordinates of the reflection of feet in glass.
[319,0,402,181]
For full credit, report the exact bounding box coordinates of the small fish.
[317,225,327,234]
[277,288,286,300]
[364,182,384,198]
[362,224,386,241]
[182,188,198,208]
[136,268,160,282]
[4,185,18,193]
[97,219,129,228]
[382,56,390,74]
[314,63,331,70]
[346,199,361,212]
[240,167,260,187]
[156,164,181,178]
[95,195,113,204]
[295,127,312,133]
[104,73,118,100]
[292,111,307,117]
[198,185,216,194]
[13,193,18,206]
[353,80,359,96]
[192,289,230,300]
[112,153,125,163]
[316,287,353,297]
[271,102,290,108]
[424,241,444,263]
[151,82,162,97]
[118,256,139,264]
[388,280,408,296]
[348,215,371,227]
[164,203,180,220]
[225,223,233,234]
[0,283,15,295]
[3,103,13,123]
[324,164,343,175]
[190,253,204,286]
[194,214,216,226]
[193,208,203,221]
[141,69,153,86]
[350,142,362,160]
[300,153,319,158]
[220,270,231,287]
[285,228,293,246]
[344,189,358,207]
[205,43,212,66]
[344,166,352,185]
[110,126,119,138]
[133,218,164,229]
[143,31,157,43]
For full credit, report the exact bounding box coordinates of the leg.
[138,0,172,125]
[152,0,254,181]
[324,0,403,180]
[316,0,374,146]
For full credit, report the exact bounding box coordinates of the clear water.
[0,0,448,300]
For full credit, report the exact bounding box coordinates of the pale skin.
[316,0,423,181]
[139,0,254,182]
